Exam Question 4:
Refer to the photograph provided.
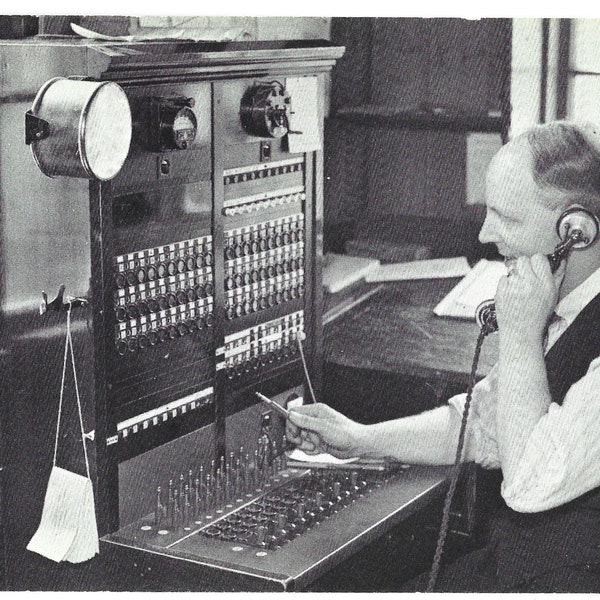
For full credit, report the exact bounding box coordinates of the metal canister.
[27,77,132,181]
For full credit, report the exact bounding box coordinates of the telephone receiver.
[475,206,600,335]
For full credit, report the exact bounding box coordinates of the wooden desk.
[323,278,498,422]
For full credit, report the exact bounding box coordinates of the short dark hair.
[525,121,600,214]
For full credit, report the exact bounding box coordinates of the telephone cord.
[426,326,487,592]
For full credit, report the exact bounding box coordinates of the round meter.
[169,106,197,150]
[154,96,198,150]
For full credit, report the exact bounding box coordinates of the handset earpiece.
[549,206,600,271]
[475,205,600,334]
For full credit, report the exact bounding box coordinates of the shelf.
[330,104,505,134]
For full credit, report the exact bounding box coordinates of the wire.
[426,327,487,592]
[296,329,317,404]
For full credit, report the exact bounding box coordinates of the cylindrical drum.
[29,77,132,181]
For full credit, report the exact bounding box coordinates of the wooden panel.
[370,18,430,108]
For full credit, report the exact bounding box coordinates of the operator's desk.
[323,277,498,422]
[305,277,499,591]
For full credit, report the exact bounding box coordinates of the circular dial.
[171,107,197,149]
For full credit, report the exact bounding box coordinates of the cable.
[426,327,488,592]
[296,329,317,404]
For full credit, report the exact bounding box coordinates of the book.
[365,256,471,283]
[433,258,507,320]
[323,253,380,294]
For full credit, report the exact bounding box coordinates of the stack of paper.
[365,256,471,283]
[433,259,507,320]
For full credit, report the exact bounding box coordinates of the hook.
[40,285,88,316]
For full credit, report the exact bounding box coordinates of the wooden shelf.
[330,104,505,134]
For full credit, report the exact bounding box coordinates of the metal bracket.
[25,110,50,145]
[40,285,88,315]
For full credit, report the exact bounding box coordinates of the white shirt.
[449,266,600,513]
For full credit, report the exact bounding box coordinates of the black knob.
[115,272,126,288]
[147,265,158,281]
[137,333,149,350]
[115,339,127,355]
[157,263,168,279]
[166,293,178,308]
[205,282,214,296]
[147,297,159,313]
[205,313,215,327]
[138,300,150,317]
[166,261,177,277]
[115,306,128,322]
[125,271,137,287]
[176,290,188,305]
[126,303,140,320]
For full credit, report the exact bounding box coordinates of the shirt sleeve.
[501,356,600,512]
[448,364,502,469]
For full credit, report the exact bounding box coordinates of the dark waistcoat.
[490,291,600,589]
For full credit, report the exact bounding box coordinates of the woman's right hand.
[286,403,365,459]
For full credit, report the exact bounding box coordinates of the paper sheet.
[27,466,99,564]
[287,448,358,465]
[323,253,380,293]
[285,76,322,153]
[71,22,251,43]
[365,256,471,283]
[433,258,507,319]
